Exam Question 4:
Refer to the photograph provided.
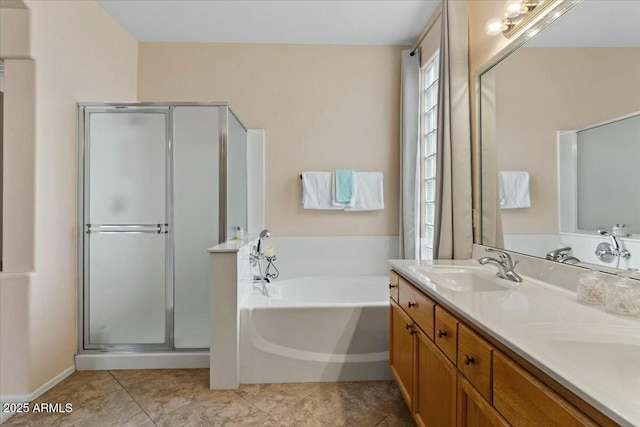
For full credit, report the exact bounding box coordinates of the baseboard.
[0,365,75,424]
[75,351,209,370]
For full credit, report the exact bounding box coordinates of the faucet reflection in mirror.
[595,229,631,269]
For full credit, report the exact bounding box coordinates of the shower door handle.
[86,223,169,234]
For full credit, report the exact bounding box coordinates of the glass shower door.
[83,108,170,349]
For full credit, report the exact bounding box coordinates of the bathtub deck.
[3,369,415,426]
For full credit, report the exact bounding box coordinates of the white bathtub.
[239,275,393,383]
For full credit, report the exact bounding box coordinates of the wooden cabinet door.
[493,352,596,427]
[414,326,456,427]
[389,301,414,410]
[458,374,510,427]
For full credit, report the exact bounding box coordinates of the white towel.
[301,172,343,210]
[345,172,384,211]
[499,171,530,209]
[331,171,356,208]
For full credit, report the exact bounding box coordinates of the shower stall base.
[75,351,209,370]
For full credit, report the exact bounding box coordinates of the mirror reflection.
[480,0,640,272]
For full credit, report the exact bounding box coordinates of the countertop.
[389,259,640,427]
[208,236,257,253]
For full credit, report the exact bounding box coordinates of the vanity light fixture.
[485,0,551,38]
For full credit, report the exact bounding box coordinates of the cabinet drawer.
[457,323,493,402]
[435,306,458,365]
[399,278,435,339]
[493,352,597,426]
[389,270,400,303]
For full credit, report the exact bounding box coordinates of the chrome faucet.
[546,247,581,264]
[478,248,523,283]
[595,228,631,268]
[250,229,272,296]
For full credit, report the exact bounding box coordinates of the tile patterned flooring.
[4,370,415,426]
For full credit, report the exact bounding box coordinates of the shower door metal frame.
[78,105,174,352]
[77,102,248,353]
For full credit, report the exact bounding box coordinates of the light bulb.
[485,17,506,36]
[505,0,524,18]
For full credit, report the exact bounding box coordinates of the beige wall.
[0,275,31,396]
[1,0,36,397]
[0,0,138,396]
[491,48,640,235]
[138,42,404,236]
[0,1,29,59]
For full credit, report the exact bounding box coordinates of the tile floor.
[3,370,415,426]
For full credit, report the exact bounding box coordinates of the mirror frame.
[470,0,628,267]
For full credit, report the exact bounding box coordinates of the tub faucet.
[477,248,523,283]
[595,228,631,268]
[250,229,272,296]
[256,229,271,254]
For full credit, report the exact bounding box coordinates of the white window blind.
[422,54,439,261]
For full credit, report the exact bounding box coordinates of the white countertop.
[208,236,257,253]
[389,259,640,427]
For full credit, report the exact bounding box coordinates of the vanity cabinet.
[390,299,456,426]
[434,306,458,364]
[389,269,608,427]
[458,374,509,427]
[389,270,400,303]
[389,300,414,408]
[399,277,435,339]
[414,326,457,427]
[493,353,597,427]
[458,324,493,402]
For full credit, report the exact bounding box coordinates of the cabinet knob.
[407,302,416,308]
[389,284,397,289]
[405,323,412,330]
[463,355,475,366]
[437,329,447,338]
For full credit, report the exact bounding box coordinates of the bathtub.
[239,275,393,383]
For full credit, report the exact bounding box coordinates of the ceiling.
[526,0,640,48]
[96,0,439,46]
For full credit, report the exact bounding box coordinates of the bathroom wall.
[494,48,640,235]
[0,0,34,401]
[0,0,138,397]
[137,42,404,237]
[269,236,400,280]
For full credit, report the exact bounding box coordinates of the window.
[421,53,439,260]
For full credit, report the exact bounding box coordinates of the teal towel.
[335,169,355,203]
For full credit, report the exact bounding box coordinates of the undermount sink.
[523,324,640,387]
[409,265,515,292]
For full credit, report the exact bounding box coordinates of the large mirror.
[479,0,640,273]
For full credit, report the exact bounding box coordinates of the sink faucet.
[477,248,523,283]
[546,247,571,261]
[546,247,581,264]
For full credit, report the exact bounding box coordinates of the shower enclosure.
[77,103,248,352]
